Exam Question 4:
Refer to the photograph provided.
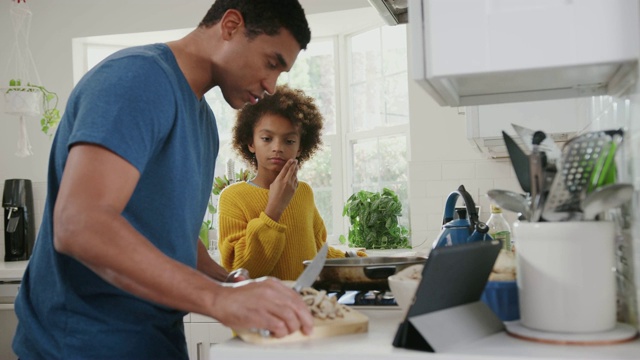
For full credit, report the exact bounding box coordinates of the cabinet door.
[208,323,234,358]
[409,0,640,106]
[188,323,211,360]
[186,317,234,360]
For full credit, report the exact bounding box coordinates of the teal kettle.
[432,185,491,248]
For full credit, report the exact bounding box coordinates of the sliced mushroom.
[299,287,351,320]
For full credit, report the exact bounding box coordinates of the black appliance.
[3,179,36,261]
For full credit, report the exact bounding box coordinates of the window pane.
[350,82,382,131]
[350,135,409,227]
[86,44,122,71]
[384,73,409,124]
[279,39,336,135]
[381,25,408,75]
[298,145,333,234]
[203,87,241,180]
[350,29,381,85]
[351,135,407,187]
[349,26,408,131]
[204,87,236,143]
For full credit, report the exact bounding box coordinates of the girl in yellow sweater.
[218,85,365,281]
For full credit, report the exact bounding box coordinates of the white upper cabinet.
[408,0,640,107]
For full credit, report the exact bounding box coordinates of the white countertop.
[212,308,640,360]
[0,260,28,281]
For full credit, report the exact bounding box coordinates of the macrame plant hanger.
[2,0,42,157]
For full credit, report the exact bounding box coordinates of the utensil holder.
[513,221,616,333]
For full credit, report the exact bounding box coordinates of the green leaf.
[341,188,411,250]
[199,222,210,249]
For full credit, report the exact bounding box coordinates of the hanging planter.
[4,86,43,117]
[2,1,62,156]
[2,81,61,135]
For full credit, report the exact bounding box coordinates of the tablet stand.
[393,241,504,352]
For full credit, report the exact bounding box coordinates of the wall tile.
[442,162,476,179]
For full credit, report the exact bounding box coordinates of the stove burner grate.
[332,290,397,306]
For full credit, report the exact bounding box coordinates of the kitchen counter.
[212,308,640,360]
[0,261,28,281]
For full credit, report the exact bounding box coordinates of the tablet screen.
[406,240,501,318]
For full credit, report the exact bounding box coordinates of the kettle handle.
[442,185,480,231]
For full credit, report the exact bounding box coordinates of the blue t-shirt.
[13,44,219,359]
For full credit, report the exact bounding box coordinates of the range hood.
[367,0,408,25]
[465,98,587,159]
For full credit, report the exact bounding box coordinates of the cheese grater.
[541,129,623,221]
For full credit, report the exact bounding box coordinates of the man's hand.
[215,277,314,338]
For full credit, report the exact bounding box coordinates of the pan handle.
[363,266,396,279]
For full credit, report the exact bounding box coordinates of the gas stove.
[331,290,398,307]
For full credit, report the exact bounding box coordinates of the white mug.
[513,221,616,333]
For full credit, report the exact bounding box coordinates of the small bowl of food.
[388,264,423,314]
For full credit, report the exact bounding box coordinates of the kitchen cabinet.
[466,98,588,158]
[408,0,640,107]
[184,313,233,360]
[0,261,26,360]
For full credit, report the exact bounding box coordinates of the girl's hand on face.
[264,159,299,222]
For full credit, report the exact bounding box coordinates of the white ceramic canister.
[513,221,616,333]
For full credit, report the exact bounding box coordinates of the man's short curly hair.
[232,84,324,171]
[199,0,311,51]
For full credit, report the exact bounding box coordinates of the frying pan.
[304,256,427,292]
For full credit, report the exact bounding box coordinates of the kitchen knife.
[292,243,328,292]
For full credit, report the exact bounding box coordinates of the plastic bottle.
[486,204,512,252]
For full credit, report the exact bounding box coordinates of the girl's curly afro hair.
[232,84,324,170]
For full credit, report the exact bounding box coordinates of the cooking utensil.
[503,131,530,193]
[293,243,328,292]
[512,123,562,162]
[542,129,622,221]
[306,256,427,292]
[487,189,530,220]
[588,131,623,193]
[528,131,547,222]
[582,183,634,221]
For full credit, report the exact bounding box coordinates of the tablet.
[407,240,502,318]
[392,240,503,352]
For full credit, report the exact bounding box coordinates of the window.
[73,11,410,245]
[275,24,410,242]
[346,25,410,225]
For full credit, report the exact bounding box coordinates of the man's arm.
[197,239,229,281]
[53,144,313,338]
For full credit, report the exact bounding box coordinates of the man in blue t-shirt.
[13,1,313,359]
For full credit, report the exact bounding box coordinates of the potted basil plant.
[339,188,410,250]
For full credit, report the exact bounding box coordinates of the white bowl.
[388,275,420,312]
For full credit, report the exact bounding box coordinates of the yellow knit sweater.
[217,181,347,281]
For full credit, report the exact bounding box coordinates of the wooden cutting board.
[235,308,369,344]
